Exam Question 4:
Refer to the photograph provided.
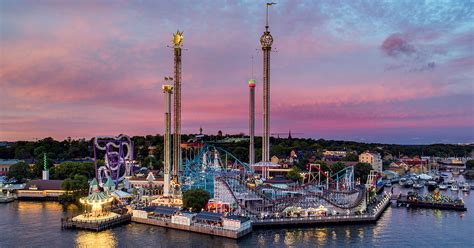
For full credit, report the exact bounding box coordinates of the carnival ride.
[93,135,135,187]
[180,144,251,195]
[180,144,367,216]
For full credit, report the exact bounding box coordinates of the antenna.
[251,55,254,78]
[266,2,276,31]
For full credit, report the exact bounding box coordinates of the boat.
[0,191,15,203]
[462,183,470,192]
[390,177,400,184]
[404,179,414,188]
[452,170,460,176]
[438,184,448,190]
[413,182,424,189]
[451,184,459,191]
[397,192,466,211]
[426,181,438,191]
[448,179,457,185]
[399,178,407,186]
[385,182,392,187]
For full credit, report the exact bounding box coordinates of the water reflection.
[314,228,327,246]
[75,230,117,248]
[283,230,296,246]
[1,181,473,248]
[273,233,280,244]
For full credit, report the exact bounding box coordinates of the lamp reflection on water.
[75,230,117,248]
[314,228,328,246]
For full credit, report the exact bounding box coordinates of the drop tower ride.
[260,3,275,162]
[172,31,183,184]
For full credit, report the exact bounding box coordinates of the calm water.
[1,181,473,248]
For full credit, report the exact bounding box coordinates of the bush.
[286,167,303,183]
[182,189,210,212]
[6,162,32,181]
[466,160,474,170]
[355,162,373,183]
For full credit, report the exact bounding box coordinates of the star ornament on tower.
[172,30,184,48]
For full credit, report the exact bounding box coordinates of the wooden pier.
[132,217,252,239]
[61,214,131,231]
[397,195,466,211]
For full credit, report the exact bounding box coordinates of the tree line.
[1,135,472,171]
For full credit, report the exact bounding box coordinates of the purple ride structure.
[93,135,135,188]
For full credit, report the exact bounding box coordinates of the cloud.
[0,1,473,144]
[409,61,436,72]
[381,33,416,57]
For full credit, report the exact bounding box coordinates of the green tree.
[343,153,358,161]
[330,162,346,173]
[6,162,32,181]
[182,189,211,212]
[355,162,373,183]
[142,156,161,171]
[286,167,303,183]
[59,174,89,205]
[51,162,95,180]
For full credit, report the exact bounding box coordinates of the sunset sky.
[1,0,473,144]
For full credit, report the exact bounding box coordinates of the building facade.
[0,159,22,176]
[359,152,383,172]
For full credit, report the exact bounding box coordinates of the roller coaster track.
[219,176,274,203]
[214,176,263,215]
[216,176,366,213]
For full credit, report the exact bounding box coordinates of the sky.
[1,0,473,144]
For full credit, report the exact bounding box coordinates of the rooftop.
[0,159,23,165]
[195,211,223,222]
[24,180,63,190]
[225,215,250,223]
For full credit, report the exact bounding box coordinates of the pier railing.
[61,214,132,231]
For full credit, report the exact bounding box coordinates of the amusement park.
[56,3,392,238]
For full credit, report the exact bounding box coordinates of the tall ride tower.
[260,3,275,162]
[162,83,173,197]
[172,31,183,183]
[248,79,256,165]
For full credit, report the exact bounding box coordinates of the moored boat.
[397,192,466,211]
[426,181,437,191]
[439,184,448,190]
[451,184,459,191]
[405,179,414,188]
[413,182,424,189]
[462,183,470,192]
[0,191,15,203]
[399,178,407,186]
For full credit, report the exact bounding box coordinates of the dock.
[131,195,391,238]
[61,214,132,231]
[132,216,252,239]
[397,195,466,211]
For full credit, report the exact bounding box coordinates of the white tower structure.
[162,84,173,197]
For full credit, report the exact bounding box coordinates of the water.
[1,182,473,247]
